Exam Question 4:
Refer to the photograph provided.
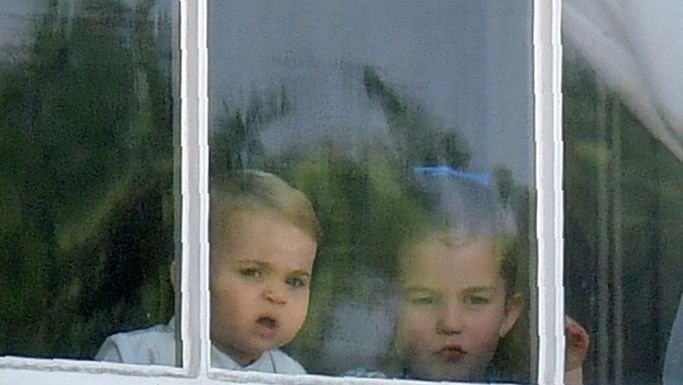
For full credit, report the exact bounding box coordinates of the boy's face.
[210,210,317,366]
[396,237,521,381]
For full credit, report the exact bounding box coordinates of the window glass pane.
[564,2,683,384]
[208,1,536,382]
[0,0,180,366]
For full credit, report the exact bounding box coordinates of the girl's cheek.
[471,309,507,339]
[405,307,436,325]
[398,311,429,340]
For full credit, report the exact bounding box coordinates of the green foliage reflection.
[0,0,175,358]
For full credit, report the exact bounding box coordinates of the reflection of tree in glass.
[212,85,289,174]
[0,0,174,359]
[210,66,529,375]
[362,67,470,169]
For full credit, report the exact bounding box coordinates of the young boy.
[96,170,321,373]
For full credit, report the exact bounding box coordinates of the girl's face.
[395,236,522,381]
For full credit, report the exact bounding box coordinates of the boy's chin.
[224,348,262,366]
[245,337,288,356]
[216,331,294,363]
[214,340,269,365]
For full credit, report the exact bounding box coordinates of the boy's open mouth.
[257,316,277,328]
[255,316,279,338]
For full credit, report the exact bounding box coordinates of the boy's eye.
[239,268,262,279]
[285,277,306,288]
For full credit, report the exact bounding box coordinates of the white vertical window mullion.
[198,0,211,377]
[180,0,211,377]
[533,0,565,384]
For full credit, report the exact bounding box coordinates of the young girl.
[389,171,588,383]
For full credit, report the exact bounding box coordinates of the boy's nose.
[262,284,287,305]
[436,304,464,335]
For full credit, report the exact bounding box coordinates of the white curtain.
[563,0,683,161]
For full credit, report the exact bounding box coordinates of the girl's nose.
[436,304,464,335]
[262,284,287,305]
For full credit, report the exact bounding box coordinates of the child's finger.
[566,316,590,351]
[565,315,590,371]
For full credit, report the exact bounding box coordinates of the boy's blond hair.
[210,170,322,254]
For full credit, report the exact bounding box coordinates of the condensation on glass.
[207,1,535,382]
[0,0,180,366]
[563,1,683,385]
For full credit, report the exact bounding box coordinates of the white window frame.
[0,0,565,384]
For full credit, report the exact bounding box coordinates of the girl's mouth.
[437,344,466,361]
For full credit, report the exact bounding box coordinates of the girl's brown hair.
[393,171,530,381]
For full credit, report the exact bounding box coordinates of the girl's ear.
[498,293,523,338]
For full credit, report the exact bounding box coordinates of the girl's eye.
[285,277,306,288]
[240,268,262,279]
[410,296,435,305]
[465,295,491,305]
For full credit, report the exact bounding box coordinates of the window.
[0,0,180,366]
[1,1,570,385]
[563,2,683,384]
[207,1,538,382]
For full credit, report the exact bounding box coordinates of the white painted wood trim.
[533,0,565,384]
[180,0,212,377]
[1,365,526,385]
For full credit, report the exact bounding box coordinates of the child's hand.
[565,315,589,371]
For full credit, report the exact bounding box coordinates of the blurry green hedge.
[0,0,175,358]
